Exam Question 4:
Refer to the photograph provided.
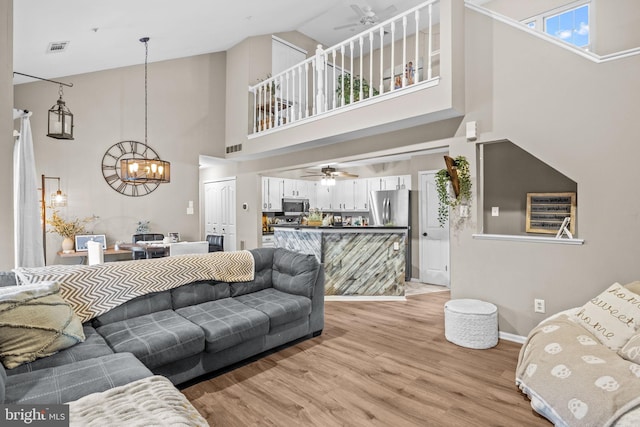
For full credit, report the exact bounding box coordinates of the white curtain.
[13,109,45,268]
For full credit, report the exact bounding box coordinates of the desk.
[57,247,132,264]
[118,243,170,259]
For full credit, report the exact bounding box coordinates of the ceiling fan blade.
[351,4,365,17]
[300,173,324,177]
[379,5,398,19]
[334,22,359,30]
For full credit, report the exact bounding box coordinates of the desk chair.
[169,241,209,256]
[131,233,165,260]
[206,235,224,252]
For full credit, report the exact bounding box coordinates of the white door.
[204,179,236,251]
[419,171,450,286]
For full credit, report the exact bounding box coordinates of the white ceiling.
[13,0,434,85]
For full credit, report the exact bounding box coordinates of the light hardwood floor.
[182,292,550,426]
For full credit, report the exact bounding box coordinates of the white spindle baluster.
[252,88,257,134]
[369,32,374,98]
[414,10,420,84]
[379,27,384,94]
[298,64,303,120]
[349,41,354,105]
[304,62,309,117]
[358,36,363,102]
[291,68,296,122]
[312,59,317,116]
[428,3,433,80]
[285,72,291,123]
[402,15,407,88]
[332,50,337,110]
[324,52,329,112]
[260,86,265,131]
[390,21,395,91]
[340,45,345,107]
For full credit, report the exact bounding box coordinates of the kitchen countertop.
[272,224,408,230]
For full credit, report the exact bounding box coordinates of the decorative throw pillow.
[0,281,85,369]
[624,281,640,295]
[573,283,640,351]
[618,333,640,364]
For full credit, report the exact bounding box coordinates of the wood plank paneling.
[182,291,550,426]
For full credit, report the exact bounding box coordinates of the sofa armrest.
[309,267,325,335]
[0,362,6,403]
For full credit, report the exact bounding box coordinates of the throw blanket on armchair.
[14,251,254,323]
[516,314,640,427]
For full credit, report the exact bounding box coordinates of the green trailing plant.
[435,156,472,227]
[336,74,379,105]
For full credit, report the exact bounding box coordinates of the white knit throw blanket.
[14,251,254,323]
[68,375,208,426]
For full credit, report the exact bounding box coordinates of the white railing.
[249,0,441,135]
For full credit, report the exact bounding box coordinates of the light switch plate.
[491,207,499,216]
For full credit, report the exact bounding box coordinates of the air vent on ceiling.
[47,41,70,53]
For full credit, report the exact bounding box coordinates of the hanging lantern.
[47,85,74,140]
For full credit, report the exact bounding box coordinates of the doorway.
[204,179,236,251]
[418,170,450,287]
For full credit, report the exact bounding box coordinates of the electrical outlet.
[491,206,499,216]
[534,299,545,313]
[393,242,399,250]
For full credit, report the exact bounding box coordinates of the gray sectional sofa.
[0,247,324,405]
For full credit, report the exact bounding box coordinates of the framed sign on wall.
[75,234,107,251]
[526,192,576,235]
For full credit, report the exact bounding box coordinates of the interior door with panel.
[419,171,450,287]
[204,179,236,251]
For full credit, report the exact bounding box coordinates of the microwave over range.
[282,198,309,215]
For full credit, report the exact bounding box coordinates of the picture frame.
[75,234,107,251]
[168,232,180,243]
[526,192,576,235]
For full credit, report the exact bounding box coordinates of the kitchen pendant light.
[120,37,170,184]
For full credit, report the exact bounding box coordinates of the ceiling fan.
[333,4,398,31]
[301,166,359,179]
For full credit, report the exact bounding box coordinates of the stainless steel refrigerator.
[369,189,411,279]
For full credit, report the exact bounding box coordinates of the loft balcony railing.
[249,0,441,135]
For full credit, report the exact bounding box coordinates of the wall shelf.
[472,233,584,245]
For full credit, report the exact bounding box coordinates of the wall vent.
[47,41,70,53]
[226,144,242,154]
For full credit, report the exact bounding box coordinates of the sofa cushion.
[0,272,16,288]
[0,281,85,369]
[171,280,230,309]
[272,248,320,299]
[92,291,172,327]
[96,310,204,369]
[235,288,312,329]
[7,324,113,376]
[176,299,269,353]
[4,352,152,404]
[229,248,275,297]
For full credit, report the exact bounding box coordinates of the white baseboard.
[325,296,406,302]
[499,331,527,344]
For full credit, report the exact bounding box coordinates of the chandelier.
[120,37,170,183]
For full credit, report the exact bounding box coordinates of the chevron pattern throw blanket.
[14,251,254,323]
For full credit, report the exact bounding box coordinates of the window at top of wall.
[544,4,590,48]
[522,2,590,50]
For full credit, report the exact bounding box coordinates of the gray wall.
[14,52,226,264]
[1,0,13,270]
[483,141,577,235]
[450,6,640,336]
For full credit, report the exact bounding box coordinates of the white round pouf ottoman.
[444,299,498,349]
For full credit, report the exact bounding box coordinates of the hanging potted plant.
[435,155,472,227]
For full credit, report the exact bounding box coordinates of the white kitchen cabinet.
[262,177,284,211]
[333,180,353,210]
[369,175,412,191]
[353,179,369,210]
[316,185,334,210]
[307,182,318,209]
[283,178,311,199]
